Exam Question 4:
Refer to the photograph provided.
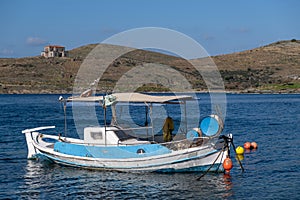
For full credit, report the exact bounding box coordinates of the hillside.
[213,39,300,92]
[0,40,299,94]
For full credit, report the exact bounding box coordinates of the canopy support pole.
[111,104,117,126]
[145,103,149,139]
[184,100,187,134]
[104,107,107,146]
[150,103,154,141]
[63,100,67,137]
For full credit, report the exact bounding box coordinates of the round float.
[244,142,251,149]
[186,130,199,141]
[236,146,244,155]
[223,157,233,173]
[199,115,224,137]
[251,142,258,149]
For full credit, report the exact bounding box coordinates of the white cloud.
[26,37,48,46]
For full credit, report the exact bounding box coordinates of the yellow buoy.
[236,146,244,155]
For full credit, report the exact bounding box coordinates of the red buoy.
[223,157,233,173]
[244,142,251,149]
[251,142,258,149]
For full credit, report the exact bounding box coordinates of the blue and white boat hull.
[23,127,229,173]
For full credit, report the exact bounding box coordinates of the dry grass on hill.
[0,40,299,94]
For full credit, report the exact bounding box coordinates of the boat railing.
[53,135,215,150]
[116,136,216,151]
[120,127,152,131]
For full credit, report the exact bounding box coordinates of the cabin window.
[90,131,103,140]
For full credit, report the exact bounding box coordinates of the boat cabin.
[83,126,150,145]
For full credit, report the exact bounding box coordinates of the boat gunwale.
[37,148,223,171]
[32,133,220,163]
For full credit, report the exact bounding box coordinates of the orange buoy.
[223,157,233,173]
[244,142,251,149]
[251,142,258,149]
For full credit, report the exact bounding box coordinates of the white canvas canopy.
[67,92,193,104]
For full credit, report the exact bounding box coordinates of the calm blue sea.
[0,93,299,199]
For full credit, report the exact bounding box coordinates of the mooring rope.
[196,146,226,181]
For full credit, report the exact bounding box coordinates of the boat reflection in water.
[21,159,234,199]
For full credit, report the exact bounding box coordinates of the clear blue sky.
[1,0,299,58]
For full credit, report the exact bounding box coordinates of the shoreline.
[1,89,299,95]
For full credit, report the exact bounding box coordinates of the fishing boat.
[22,92,232,173]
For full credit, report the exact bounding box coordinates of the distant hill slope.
[0,40,299,94]
[212,40,300,92]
